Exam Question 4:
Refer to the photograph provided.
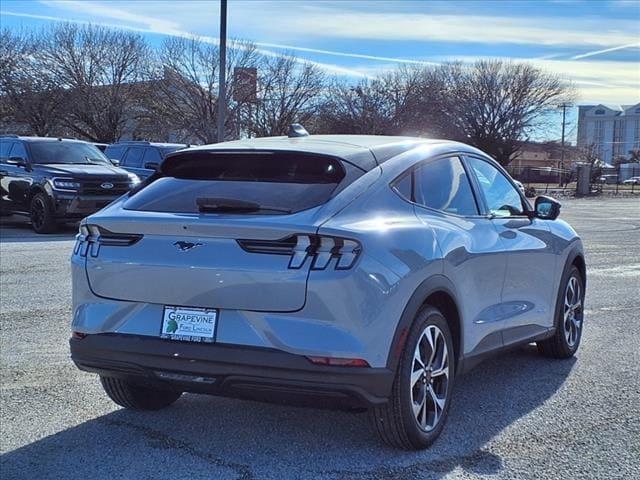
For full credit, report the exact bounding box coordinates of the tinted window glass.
[122,147,145,168]
[0,140,12,159]
[9,142,28,160]
[392,173,412,200]
[125,152,348,215]
[143,148,163,166]
[413,157,477,216]
[466,157,524,217]
[104,145,126,160]
[27,141,109,164]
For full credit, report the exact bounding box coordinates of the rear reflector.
[71,331,87,339]
[306,356,370,367]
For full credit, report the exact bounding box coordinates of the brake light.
[75,223,142,257]
[237,234,361,270]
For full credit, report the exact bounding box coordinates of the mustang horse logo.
[174,241,203,252]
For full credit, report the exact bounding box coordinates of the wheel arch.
[386,275,463,376]
[26,184,48,204]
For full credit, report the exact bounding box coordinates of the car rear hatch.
[82,150,363,312]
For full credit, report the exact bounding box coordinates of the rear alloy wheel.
[369,306,454,449]
[538,265,584,358]
[30,193,57,234]
[100,376,182,410]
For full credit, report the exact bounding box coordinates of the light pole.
[216,0,228,143]
[558,103,570,186]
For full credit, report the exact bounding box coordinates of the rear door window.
[125,152,354,215]
[142,148,163,167]
[394,156,478,216]
[121,147,145,168]
[104,145,126,160]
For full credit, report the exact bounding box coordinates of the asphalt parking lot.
[1,198,639,480]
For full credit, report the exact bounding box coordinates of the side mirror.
[109,158,120,166]
[7,156,26,167]
[534,195,561,220]
[144,161,160,171]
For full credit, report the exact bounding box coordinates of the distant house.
[576,103,640,164]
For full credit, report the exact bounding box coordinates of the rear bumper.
[70,334,394,409]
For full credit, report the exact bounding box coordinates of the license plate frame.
[160,306,217,343]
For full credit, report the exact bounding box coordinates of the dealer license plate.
[160,306,217,343]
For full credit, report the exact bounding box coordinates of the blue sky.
[1,0,639,139]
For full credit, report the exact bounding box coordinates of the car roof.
[110,141,188,148]
[185,135,456,171]
[0,136,90,144]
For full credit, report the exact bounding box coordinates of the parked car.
[0,136,140,233]
[92,143,108,152]
[70,130,586,449]
[104,141,189,180]
[622,176,640,185]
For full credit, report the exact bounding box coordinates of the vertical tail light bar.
[238,234,362,270]
[74,224,142,257]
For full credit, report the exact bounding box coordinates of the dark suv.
[0,136,139,233]
[104,141,189,180]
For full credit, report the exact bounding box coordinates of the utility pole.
[216,0,228,143]
[558,103,569,186]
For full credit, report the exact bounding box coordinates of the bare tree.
[0,29,67,136]
[148,37,259,144]
[429,60,574,165]
[38,23,152,143]
[249,55,324,137]
[316,67,428,136]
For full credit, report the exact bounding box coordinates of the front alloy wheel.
[369,306,454,449]
[538,265,584,358]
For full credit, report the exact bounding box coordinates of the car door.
[405,155,509,356]
[2,141,32,212]
[464,155,558,346]
[120,146,146,178]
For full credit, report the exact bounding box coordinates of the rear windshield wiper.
[196,197,291,214]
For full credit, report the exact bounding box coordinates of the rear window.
[124,152,354,215]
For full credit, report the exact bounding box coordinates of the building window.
[613,120,626,157]
[595,109,605,115]
[635,119,640,149]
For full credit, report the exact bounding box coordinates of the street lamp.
[217,0,228,143]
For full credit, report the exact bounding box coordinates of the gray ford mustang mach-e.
[70,129,586,450]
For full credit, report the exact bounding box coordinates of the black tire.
[369,306,455,450]
[100,376,182,410]
[537,265,584,358]
[30,192,57,234]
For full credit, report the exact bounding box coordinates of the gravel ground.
[1,198,639,480]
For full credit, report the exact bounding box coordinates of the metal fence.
[506,165,640,196]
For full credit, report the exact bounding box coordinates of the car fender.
[386,274,462,374]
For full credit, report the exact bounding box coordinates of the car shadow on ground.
[1,345,575,480]
[0,215,77,243]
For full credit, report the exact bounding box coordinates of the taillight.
[74,223,142,257]
[237,234,361,270]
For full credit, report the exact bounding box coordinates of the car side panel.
[419,211,508,356]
